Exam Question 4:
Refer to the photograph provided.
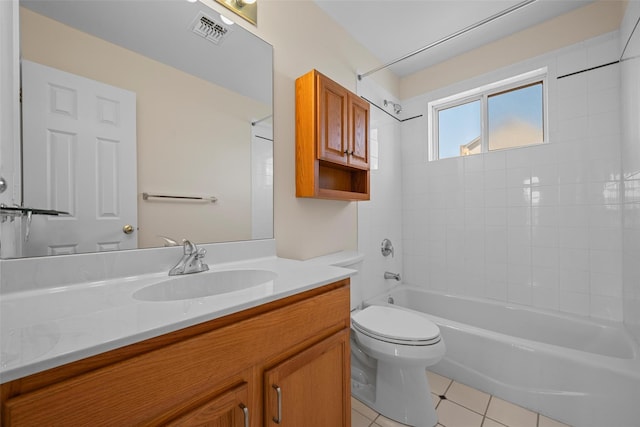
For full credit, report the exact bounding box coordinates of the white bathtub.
[367,285,640,427]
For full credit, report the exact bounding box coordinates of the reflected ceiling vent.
[191,12,232,45]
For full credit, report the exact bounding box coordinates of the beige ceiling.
[314,0,595,77]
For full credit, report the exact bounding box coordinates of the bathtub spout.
[384,271,401,281]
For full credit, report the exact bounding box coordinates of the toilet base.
[372,361,438,427]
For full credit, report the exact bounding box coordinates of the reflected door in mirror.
[22,60,137,256]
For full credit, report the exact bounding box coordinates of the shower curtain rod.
[251,114,273,126]
[357,0,537,80]
[557,13,640,79]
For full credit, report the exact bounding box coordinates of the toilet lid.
[352,305,440,344]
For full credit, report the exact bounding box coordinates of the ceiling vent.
[191,12,232,45]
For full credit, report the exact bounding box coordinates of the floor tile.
[431,392,441,408]
[353,397,378,420]
[352,409,374,427]
[482,417,507,427]
[539,414,572,427]
[436,399,484,427]
[446,381,491,415]
[426,370,452,395]
[485,397,537,427]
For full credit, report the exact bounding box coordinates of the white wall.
[401,32,624,321]
[621,1,640,341]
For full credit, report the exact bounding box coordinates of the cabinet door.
[348,94,370,169]
[317,75,349,165]
[166,382,250,427]
[264,330,350,427]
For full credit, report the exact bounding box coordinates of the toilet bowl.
[306,251,445,427]
[351,305,445,427]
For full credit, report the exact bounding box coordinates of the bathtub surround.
[356,76,404,301]
[621,0,640,346]
[401,30,626,322]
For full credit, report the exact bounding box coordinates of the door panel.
[264,330,349,427]
[317,76,348,165]
[167,382,249,427]
[348,95,369,169]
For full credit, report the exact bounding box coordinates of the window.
[429,69,547,161]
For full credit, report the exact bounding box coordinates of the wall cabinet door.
[264,330,350,427]
[348,94,369,170]
[316,76,369,170]
[317,75,349,165]
[166,383,250,427]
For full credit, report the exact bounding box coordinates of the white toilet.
[307,251,445,427]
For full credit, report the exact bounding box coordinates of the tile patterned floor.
[351,370,572,427]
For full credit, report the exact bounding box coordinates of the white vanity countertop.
[0,256,353,383]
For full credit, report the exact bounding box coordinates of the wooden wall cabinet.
[0,281,351,427]
[296,69,370,201]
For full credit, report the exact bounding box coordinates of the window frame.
[428,68,548,161]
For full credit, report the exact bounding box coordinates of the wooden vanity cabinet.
[166,381,250,427]
[0,280,351,427]
[264,329,349,426]
[296,69,370,201]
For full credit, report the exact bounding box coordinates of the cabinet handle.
[239,403,249,427]
[272,384,282,424]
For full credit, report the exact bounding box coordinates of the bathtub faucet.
[384,271,401,281]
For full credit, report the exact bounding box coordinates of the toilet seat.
[352,305,441,346]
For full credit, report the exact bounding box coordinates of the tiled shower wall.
[401,32,625,321]
[357,78,404,303]
[621,2,640,341]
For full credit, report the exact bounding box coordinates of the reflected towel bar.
[142,193,217,203]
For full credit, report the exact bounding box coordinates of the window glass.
[488,82,543,151]
[437,99,481,159]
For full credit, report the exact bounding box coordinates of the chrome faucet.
[169,240,209,276]
[384,271,401,281]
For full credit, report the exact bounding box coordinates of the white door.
[21,60,137,257]
[0,0,22,258]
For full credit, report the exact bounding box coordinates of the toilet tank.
[305,251,364,311]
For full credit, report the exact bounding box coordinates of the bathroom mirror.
[3,0,273,258]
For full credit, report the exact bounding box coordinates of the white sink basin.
[133,269,278,302]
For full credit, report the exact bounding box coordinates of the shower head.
[384,99,402,114]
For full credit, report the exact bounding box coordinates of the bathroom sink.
[133,269,277,302]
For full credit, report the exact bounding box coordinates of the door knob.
[123,224,134,234]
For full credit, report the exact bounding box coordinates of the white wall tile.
[533,282,560,310]
[557,226,589,249]
[559,268,590,294]
[590,294,623,321]
[559,247,590,271]
[559,291,590,316]
[398,31,625,322]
